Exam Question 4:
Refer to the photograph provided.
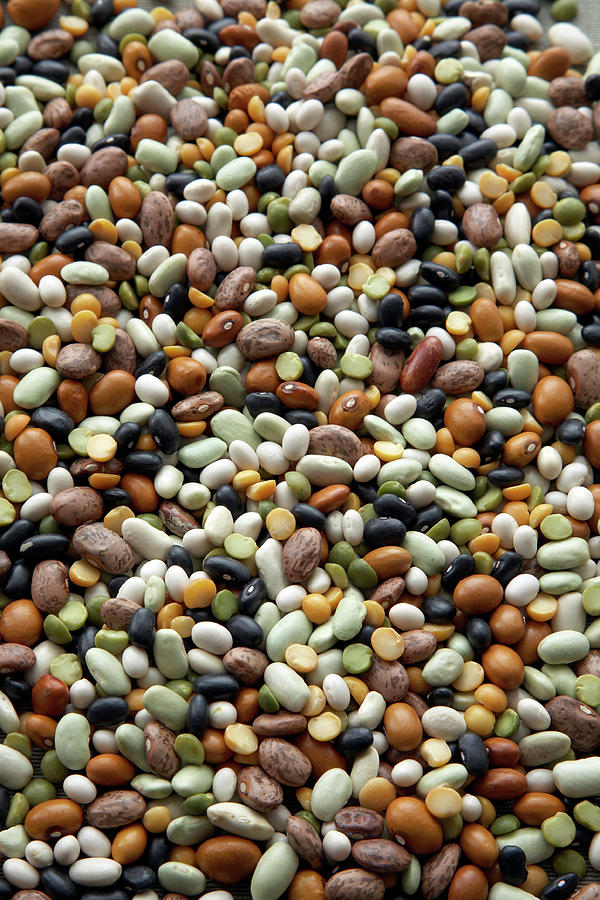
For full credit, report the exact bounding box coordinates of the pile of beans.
[3,0,600,898]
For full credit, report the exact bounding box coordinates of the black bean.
[246,392,286,417]
[31,407,74,441]
[193,673,240,701]
[491,551,523,588]
[226,614,263,648]
[87,697,130,728]
[128,607,156,651]
[148,409,180,454]
[203,556,251,587]
[238,577,267,617]
[363,517,407,549]
[292,503,326,531]
[421,595,455,624]
[441,554,476,593]
[336,727,373,756]
[458,732,489,777]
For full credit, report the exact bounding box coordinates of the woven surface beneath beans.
[9,1,600,899]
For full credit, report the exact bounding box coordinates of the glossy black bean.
[430,189,456,220]
[363,517,406,549]
[427,134,461,160]
[493,388,531,409]
[354,624,376,645]
[581,259,600,292]
[498,845,528,887]
[292,503,326,532]
[284,409,319,429]
[87,697,130,728]
[31,407,74,441]
[458,732,489,777]
[20,533,69,562]
[262,242,303,268]
[55,226,94,255]
[582,323,600,347]
[410,207,436,245]
[504,0,539,12]
[40,866,79,900]
[122,451,163,476]
[213,485,243,519]
[114,422,142,453]
[33,60,70,82]
[193,673,240,701]
[11,196,43,226]
[375,326,412,352]
[108,575,128,596]
[482,370,508,395]
[203,556,251,587]
[238,577,267,617]
[491,551,523,588]
[557,418,585,445]
[441,0,462,11]
[0,675,30,706]
[0,879,12,899]
[59,125,87,145]
[336,727,373,756]
[441,553,476,593]
[0,68,15,84]
[221,617,263,654]
[3,560,30,599]
[229,45,252,60]
[487,466,525,486]
[128,607,156,651]
[477,430,505,463]
[466,617,492,652]
[426,165,466,192]
[426,687,455,707]
[270,90,291,108]
[162,284,189,320]
[408,284,446,307]
[377,293,404,328]
[122,865,156,891]
[80,892,129,900]
[461,138,497,167]
[540,874,578,900]
[148,409,179,454]
[96,33,119,57]
[435,82,468,115]
[185,692,209,737]
[373,494,416,527]
[348,28,377,56]
[165,172,197,198]
[255,165,286,193]
[421,595,455,624]
[318,174,337,218]
[183,27,220,52]
[143,834,170,870]
[166,544,194,576]
[0,787,7,827]
[505,29,530,51]
[430,39,461,58]
[298,354,318,388]
[90,0,114,27]
[404,305,446,329]
[462,109,486,135]
[13,56,32,75]
[354,480,378,505]
[586,74,600,102]
[419,261,460,292]
[134,350,167,379]
[246,392,285,417]
[415,388,446,421]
